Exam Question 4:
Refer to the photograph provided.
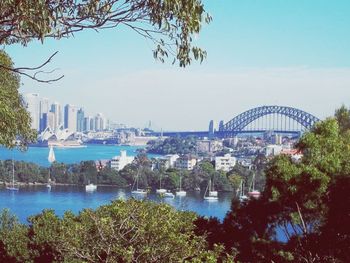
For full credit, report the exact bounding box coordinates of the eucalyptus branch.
[0,51,64,83]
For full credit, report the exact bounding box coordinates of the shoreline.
[0,181,130,188]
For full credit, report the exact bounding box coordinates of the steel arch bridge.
[218,105,320,137]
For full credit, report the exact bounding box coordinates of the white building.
[46,111,55,130]
[215,154,237,172]
[64,104,77,133]
[23,93,40,131]
[175,155,197,170]
[265,144,283,157]
[110,150,135,171]
[163,154,179,169]
[51,102,62,130]
[94,113,105,131]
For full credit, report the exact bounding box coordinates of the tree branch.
[0,51,64,83]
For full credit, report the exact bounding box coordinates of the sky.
[4,0,350,131]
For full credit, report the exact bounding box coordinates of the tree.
[334,105,350,134]
[1,0,211,80]
[0,200,225,262]
[0,51,36,149]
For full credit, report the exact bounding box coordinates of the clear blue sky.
[5,0,350,130]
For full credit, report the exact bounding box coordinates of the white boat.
[176,173,187,197]
[204,179,218,201]
[248,173,261,199]
[48,145,56,163]
[85,183,97,192]
[239,180,248,202]
[176,190,187,197]
[6,159,19,191]
[131,189,148,195]
[156,174,167,194]
[209,190,218,197]
[208,174,218,197]
[47,146,56,188]
[164,192,175,198]
[131,172,147,195]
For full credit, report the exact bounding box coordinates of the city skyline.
[22,93,112,133]
[6,0,350,130]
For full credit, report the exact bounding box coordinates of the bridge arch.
[219,105,320,135]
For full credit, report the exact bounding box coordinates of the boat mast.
[159,173,162,189]
[136,169,139,190]
[12,158,15,186]
[179,173,182,191]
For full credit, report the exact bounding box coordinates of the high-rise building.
[51,102,62,130]
[219,120,224,130]
[77,108,85,132]
[90,118,95,131]
[23,93,40,131]
[64,104,77,132]
[46,111,55,130]
[208,120,215,139]
[83,116,91,132]
[94,113,104,131]
[39,97,50,131]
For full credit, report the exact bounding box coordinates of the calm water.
[0,145,234,224]
[0,185,234,223]
[0,145,160,167]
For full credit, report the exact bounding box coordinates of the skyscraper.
[23,93,40,131]
[208,120,215,139]
[84,116,93,132]
[51,102,62,130]
[39,97,50,132]
[94,113,104,131]
[64,104,77,132]
[77,108,85,132]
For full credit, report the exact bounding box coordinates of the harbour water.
[0,185,234,223]
[0,145,234,223]
[0,145,159,167]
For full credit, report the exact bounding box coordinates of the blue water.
[0,145,160,167]
[0,145,234,228]
[0,185,233,223]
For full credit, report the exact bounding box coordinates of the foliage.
[0,200,224,262]
[0,51,36,150]
[195,107,350,262]
[0,0,211,69]
[147,136,198,155]
[334,105,350,134]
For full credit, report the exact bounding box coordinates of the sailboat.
[204,179,218,201]
[6,159,19,191]
[209,175,218,197]
[156,174,167,194]
[175,173,186,197]
[248,173,261,199]
[239,180,248,202]
[47,146,56,189]
[85,181,97,192]
[131,171,147,195]
[163,191,175,198]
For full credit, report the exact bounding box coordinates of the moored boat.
[85,183,97,192]
[175,173,187,197]
[6,158,19,191]
[204,179,218,201]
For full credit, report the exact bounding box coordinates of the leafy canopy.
[0,0,211,67]
[0,51,36,149]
